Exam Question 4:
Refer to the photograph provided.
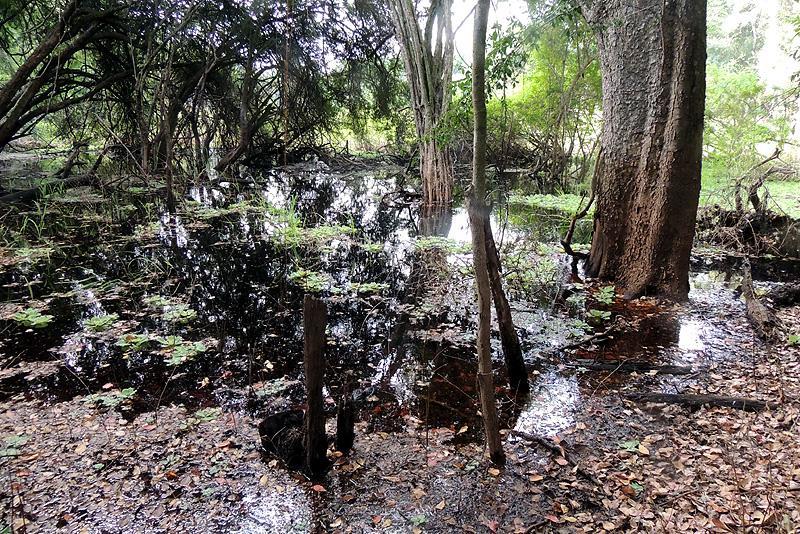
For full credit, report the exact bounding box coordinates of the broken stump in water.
[258,296,351,474]
[335,380,355,453]
[303,294,329,475]
[258,409,305,469]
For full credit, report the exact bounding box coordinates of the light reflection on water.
[235,484,313,534]
[514,371,579,437]
[678,319,704,352]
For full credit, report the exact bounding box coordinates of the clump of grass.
[509,193,593,215]
[414,236,471,254]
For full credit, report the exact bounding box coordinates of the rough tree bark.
[469,0,504,465]
[577,0,707,300]
[389,0,454,205]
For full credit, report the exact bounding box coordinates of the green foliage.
[12,308,53,329]
[13,246,54,264]
[509,193,591,215]
[84,388,137,409]
[0,434,29,457]
[586,309,611,323]
[414,236,471,254]
[255,378,300,398]
[116,333,151,351]
[180,407,223,430]
[788,334,799,346]
[143,295,171,309]
[358,241,384,253]
[704,64,794,177]
[158,336,207,366]
[163,304,197,324]
[193,408,222,423]
[567,319,590,338]
[85,313,119,332]
[595,286,616,306]
[347,282,388,295]
[619,439,640,453]
[289,269,331,293]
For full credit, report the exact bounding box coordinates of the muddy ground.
[1,162,799,532]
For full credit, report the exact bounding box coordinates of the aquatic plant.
[347,281,389,295]
[12,308,54,329]
[509,193,593,215]
[289,269,331,293]
[274,223,357,248]
[157,336,207,366]
[84,387,137,408]
[143,295,171,309]
[163,304,197,324]
[115,333,151,351]
[85,313,119,332]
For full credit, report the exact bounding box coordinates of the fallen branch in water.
[625,393,769,412]
[570,360,695,375]
[0,173,97,204]
[741,258,781,340]
[556,319,622,352]
[509,430,601,486]
[0,144,109,205]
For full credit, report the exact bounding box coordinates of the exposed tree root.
[570,360,695,375]
[625,393,769,412]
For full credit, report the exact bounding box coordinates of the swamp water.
[1,162,794,474]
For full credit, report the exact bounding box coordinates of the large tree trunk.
[389,0,454,206]
[578,0,707,300]
[469,0,504,466]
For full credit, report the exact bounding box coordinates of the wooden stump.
[335,384,355,454]
[303,295,328,475]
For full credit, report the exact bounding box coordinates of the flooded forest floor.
[1,162,799,532]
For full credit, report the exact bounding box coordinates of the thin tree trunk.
[469,0,504,465]
[577,0,707,300]
[483,217,529,393]
[303,295,328,475]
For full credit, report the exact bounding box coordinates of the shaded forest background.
[1,0,799,217]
